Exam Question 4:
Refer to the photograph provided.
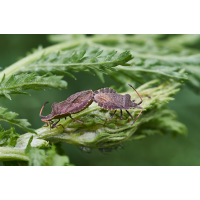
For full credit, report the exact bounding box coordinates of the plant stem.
[0,147,29,161]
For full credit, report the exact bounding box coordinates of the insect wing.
[64,90,93,114]
[94,92,123,110]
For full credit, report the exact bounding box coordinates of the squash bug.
[93,84,143,125]
[39,90,93,129]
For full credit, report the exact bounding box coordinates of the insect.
[39,90,93,129]
[79,146,91,154]
[93,84,143,125]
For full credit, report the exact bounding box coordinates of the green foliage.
[0,107,35,133]
[1,34,199,165]
[20,45,133,80]
[0,73,67,100]
[25,136,70,166]
[48,34,85,43]
[0,125,19,147]
[48,34,200,92]
[134,108,187,139]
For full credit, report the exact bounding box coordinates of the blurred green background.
[0,34,200,166]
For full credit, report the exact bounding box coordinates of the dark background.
[0,34,200,166]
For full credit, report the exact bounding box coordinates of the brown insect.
[39,90,93,129]
[93,84,143,125]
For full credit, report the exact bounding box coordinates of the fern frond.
[0,107,35,133]
[0,73,67,100]
[47,35,200,91]
[26,143,70,166]
[19,45,132,77]
[0,43,132,84]
[132,109,187,139]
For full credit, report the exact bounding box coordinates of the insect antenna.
[128,84,143,105]
[39,101,49,118]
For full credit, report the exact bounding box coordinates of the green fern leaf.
[0,73,67,100]
[47,35,200,91]
[25,140,70,166]
[87,35,200,91]
[132,108,187,139]
[0,107,35,133]
[19,45,133,77]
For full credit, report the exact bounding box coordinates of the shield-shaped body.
[51,90,93,119]
[93,85,143,125]
[40,90,93,128]
[93,88,137,110]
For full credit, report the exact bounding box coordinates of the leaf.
[94,70,104,83]
[48,34,200,92]
[0,125,20,147]
[132,109,187,139]
[0,107,35,133]
[0,73,67,100]
[25,135,33,154]
[27,144,70,166]
[0,133,49,162]
[19,45,133,79]
[88,34,200,92]
[46,144,70,166]
[27,147,46,166]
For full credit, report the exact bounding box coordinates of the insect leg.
[42,119,50,127]
[51,119,64,130]
[43,122,49,127]
[126,110,133,119]
[51,119,61,129]
[48,120,54,129]
[104,110,116,125]
[69,115,85,126]
[131,107,143,125]
[120,110,123,120]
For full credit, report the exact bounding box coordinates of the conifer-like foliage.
[0,34,199,166]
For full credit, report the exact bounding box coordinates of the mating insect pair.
[39,84,143,129]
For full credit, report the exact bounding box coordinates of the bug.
[79,146,91,154]
[93,84,143,125]
[39,90,93,129]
